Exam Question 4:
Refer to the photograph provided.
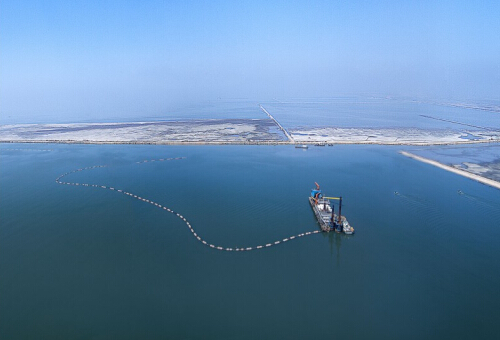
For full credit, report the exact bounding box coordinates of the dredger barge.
[309,182,354,234]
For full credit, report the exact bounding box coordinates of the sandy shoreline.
[2,140,500,146]
[401,151,500,190]
[289,127,500,145]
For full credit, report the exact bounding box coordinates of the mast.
[337,196,342,224]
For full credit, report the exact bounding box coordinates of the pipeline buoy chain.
[56,156,322,252]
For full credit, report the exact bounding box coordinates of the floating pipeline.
[55,156,322,252]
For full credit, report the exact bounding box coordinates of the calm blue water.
[0,100,265,125]
[1,144,500,339]
[262,98,500,130]
[3,98,500,132]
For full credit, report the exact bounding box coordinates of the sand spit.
[401,151,500,190]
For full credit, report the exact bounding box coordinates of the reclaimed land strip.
[401,151,500,190]
[2,120,500,145]
[3,139,500,146]
[0,119,287,144]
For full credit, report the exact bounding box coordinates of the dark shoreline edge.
[2,139,500,146]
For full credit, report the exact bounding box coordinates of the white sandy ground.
[290,127,500,145]
[0,120,283,143]
[401,151,500,190]
[2,122,500,145]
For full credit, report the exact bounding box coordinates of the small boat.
[338,216,354,235]
[295,144,309,149]
[309,182,354,234]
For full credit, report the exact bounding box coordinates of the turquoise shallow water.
[1,144,500,339]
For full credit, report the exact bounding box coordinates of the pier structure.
[259,104,294,143]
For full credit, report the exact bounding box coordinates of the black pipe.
[338,196,342,225]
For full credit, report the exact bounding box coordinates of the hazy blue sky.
[1,0,499,122]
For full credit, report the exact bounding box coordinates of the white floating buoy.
[56,156,323,254]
